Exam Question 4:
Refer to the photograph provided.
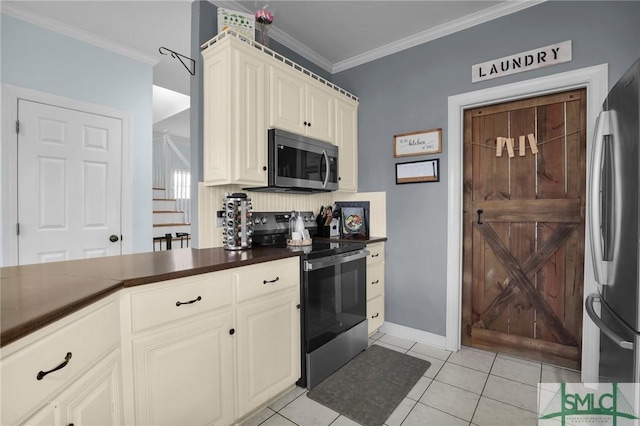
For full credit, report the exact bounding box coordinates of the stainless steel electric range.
[252,211,369,388]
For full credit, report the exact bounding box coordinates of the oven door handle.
[304,249,370,271]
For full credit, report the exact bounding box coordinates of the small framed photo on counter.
[335,201,370,239]
[396,159,440,184]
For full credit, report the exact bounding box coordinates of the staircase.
[153,188,191,250]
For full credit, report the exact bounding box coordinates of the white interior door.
[17,99,122,264]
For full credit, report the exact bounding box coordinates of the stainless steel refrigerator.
[587,58,640,390]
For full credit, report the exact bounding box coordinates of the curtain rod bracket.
[159,46,195,76]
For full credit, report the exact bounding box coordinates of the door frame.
[446,64,608,382]
[1,83,133,266]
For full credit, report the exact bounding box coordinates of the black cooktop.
[251,211,366,258]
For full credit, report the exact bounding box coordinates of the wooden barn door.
[462,89,586,370]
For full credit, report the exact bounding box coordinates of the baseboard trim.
[380,322,447,350]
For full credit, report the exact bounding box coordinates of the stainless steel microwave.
[244,129,339,193]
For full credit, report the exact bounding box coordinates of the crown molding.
[333,1,546,73]
[1,1,158,66]
[209,0,333,73]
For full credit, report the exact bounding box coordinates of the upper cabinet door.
[268,65,335,144]
[306,85,335,143]
[335,98,358,192]
[269,66,306,136]
[235,49,268,184]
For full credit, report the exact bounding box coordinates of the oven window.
[304,257,366,353]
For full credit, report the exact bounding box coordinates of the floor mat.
[307,344,430,426]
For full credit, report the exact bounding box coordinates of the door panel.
[462,89,586,369]
[18,100,122,265]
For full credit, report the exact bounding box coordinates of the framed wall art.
[396,159,440,184]
[394,128,442,157]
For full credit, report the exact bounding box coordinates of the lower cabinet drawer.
[367,295,384,335]
[367,243,384,266]
[235,258,299,303]
[129,272,233,333]
[1,298,120,425]
[367,262,384,300]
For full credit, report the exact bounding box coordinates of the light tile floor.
[240,331,581,426]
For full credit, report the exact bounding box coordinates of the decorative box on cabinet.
[366,242,385,334]
[0,295,122,426]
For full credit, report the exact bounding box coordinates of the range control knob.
[261,217,269,225]
[254,218,261,225]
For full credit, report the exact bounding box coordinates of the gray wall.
[333,1,640,336]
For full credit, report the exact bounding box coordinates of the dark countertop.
[316,236,387,244]
[1,247,302,347]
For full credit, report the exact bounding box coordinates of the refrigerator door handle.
[585,293,634,350]
[588,111,610,285]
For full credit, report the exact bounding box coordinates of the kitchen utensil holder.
[222,193,253,250]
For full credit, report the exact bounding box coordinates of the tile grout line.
[468,353,498,424]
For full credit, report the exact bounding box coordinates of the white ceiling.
[2,0,543,138]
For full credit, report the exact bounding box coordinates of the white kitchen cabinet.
[19,403,57,426]
[59,349,123,426]
[131,311,233,426]
[236,289,300,415]
[234,257,300,417]
[1,296,121,426]
[123,271,235,426]
[269,64,335,144]
[121,257,300,425]
[201,32,359,188]
[335,97,359,192]
[367,242,385,334]
[202,36,268,186]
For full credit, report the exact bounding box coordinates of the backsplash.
[198,184,387,248]
[198,183,333,248]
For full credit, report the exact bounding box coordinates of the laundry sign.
[472,40,572,83]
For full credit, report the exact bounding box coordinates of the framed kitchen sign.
[394,128,442,157]
[396,159,440,184]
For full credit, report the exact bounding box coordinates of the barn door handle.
[477,209,483,225]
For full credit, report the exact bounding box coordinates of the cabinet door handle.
[371,253,379,258]
[371,280,380,285]
[229,328,235,335]
[37,352,72,380]
[176,296,202,307]
[371,313,379,319]
[263,277,279,284]
[303,121,308,126]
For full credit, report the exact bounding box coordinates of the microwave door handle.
[588,111,610,285]
[321,150,330,188]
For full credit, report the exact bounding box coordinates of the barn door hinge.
[15,120,20,134]
[16,223,20,235]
